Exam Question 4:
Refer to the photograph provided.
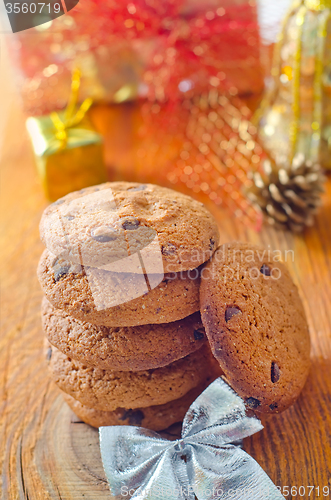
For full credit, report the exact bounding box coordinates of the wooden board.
[1,72,331,500]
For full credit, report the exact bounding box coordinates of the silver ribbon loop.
[99,378,285,500]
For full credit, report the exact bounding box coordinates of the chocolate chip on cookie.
[120,409,144,426]
[271,361,281,383]
[91,226,117,242]
[193,327,205,340]
[260,263,271,276]
[127,184,147,192]
[52,258,71,282]
[121,217,140,230]
[51,256,81,283]
[246,397,261,409]
[225,306,241,322]
[53,265,70,282]
[161,243,177,256]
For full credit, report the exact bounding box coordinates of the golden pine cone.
[246,153,326,232]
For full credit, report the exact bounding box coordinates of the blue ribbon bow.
[99,378,285,500]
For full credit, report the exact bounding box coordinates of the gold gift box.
[26,112,107,201]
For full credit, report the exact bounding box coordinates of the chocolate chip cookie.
[62,380,216,431]
[42,297,207,371]
[39,182,219,272]
[47,343,222,411]
[38,249,201,326]
[200,242,311,413]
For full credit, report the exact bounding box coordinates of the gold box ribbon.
[26,69,106,201]
[27,69,102,156]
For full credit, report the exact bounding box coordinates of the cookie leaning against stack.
[200,242,311,414]
[38,181,221,431]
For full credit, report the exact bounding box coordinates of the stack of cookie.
[37,182,222,431]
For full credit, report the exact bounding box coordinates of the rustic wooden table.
[1,54,331,500]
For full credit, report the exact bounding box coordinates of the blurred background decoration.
[6,0,328,231]
[26,69,107,201]
[9,0,264,114]
[255,0,331,171]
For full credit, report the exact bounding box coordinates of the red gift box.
[8,0,264,115]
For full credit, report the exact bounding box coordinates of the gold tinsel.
[246,153,326,231]
[255,0,331,171]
